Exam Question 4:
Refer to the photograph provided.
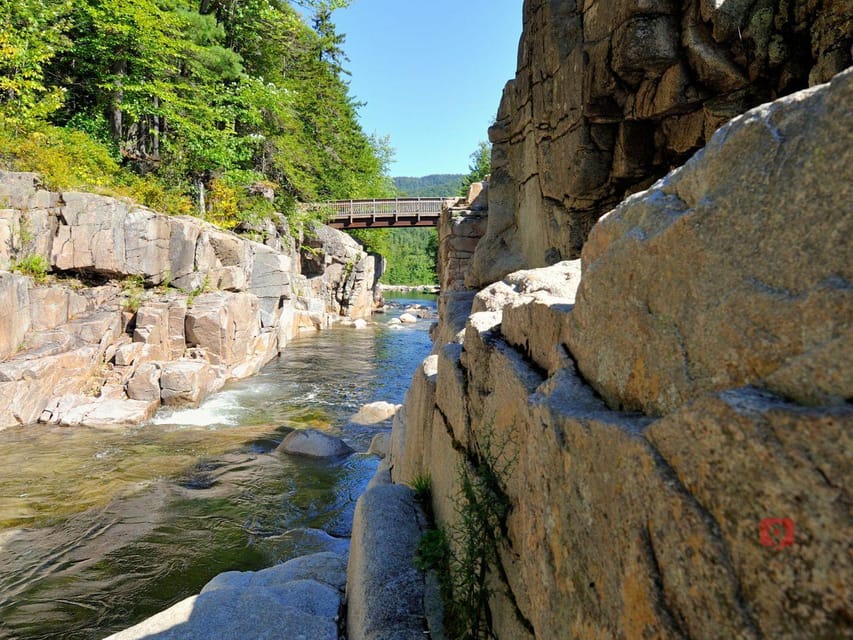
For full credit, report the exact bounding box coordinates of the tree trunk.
[152,96,160,160]
[109,59,127,145]
[197,179,206,217]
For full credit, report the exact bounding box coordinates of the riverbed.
[0,295,434,640]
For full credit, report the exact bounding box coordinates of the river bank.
[0,295,436,639]
[378,283,439,295]
[0,170,380,429]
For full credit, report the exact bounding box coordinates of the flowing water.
[0,294,435,640]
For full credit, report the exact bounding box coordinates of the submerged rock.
[350,401,400,426]
[277,429,354,459]
[257,528,351,562]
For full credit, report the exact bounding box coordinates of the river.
[0,294,435,640]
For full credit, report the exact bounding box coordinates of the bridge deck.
[304,197,455,229]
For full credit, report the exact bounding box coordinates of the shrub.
[205,170,279,230]
[415,427,518,640]
[0,120,193,217]
[122,275,146,313]
[0,121,120,190]
[11,254,49,283]
[125,176,194,217]
[411,473,433,500]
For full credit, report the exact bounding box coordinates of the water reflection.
[0,295,434,640]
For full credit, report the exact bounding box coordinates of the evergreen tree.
[0,0,392,227]
[460,141,491,196]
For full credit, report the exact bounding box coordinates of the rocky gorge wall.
[0,172,379,429]
[383,36,851,640]
[470,0,852,286]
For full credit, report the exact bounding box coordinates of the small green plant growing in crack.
[414,426,517,640]
[122,274,146,312]
[11,254,50,283]
[18,213,34,245]
[186,274,211,306]
[411,473,432,499]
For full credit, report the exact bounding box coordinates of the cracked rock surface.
[388,70,852,639]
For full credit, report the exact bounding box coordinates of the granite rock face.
[468,0,853,286]
[390,73,852,639]
[569,69,853,415]
[301,223,381,321]
[0,172,379,429]
[0,272,30,361]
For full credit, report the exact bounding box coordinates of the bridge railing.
[311,197,448,218]
[300,197,460,228]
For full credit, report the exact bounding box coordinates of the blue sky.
[333,0,522,178]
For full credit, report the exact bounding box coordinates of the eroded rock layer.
[469,0,853,286]
[389,71,852,639]
[0,174,379,428]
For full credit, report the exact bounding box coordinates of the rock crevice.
[387,68,852,639]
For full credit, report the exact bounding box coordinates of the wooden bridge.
[304,197,456,229]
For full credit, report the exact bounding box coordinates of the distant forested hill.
[393,174,464,197]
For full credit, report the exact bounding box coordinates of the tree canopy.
[459,140,491,196]
[0,0,393,227]
[393,174,464,197]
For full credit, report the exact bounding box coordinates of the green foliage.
[0,0,71,127]
[410,473,433,500]
[394,174,464,197]
[349,227,437,285]
[415,527,451,575]
[124,175,194,217]
[122,274,146,312]
[207,170,277,229]
[186,274,211,307]
[0,0,393,231]
[0,121,120,190]
[11,254,49,283]
[416,427,517,640]
[460,141,492,196]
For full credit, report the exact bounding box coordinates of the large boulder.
[0,344,100,426]
[159,361,223,407]
[132,301,171,360]
[350,401,400,425]
[346,483,428,640]
[184,292,260,366]
[251,244,292,327]
[388,355,439,486]
[277,429,354,459]
[568,69,853,415]
[106,552,346,640]
[54,396,160,427]
[51,193,133,277]
[126,363,162,402]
